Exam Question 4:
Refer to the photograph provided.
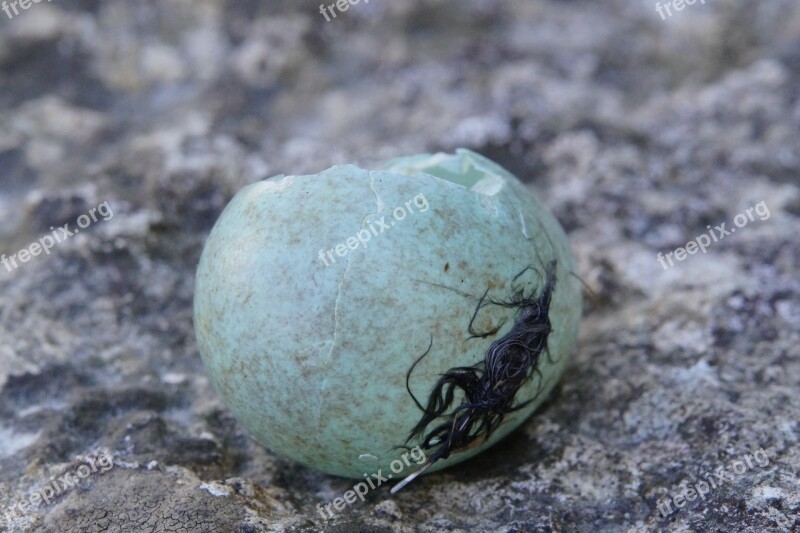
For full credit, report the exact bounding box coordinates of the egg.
[194,149,581,481]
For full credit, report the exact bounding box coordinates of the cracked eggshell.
[194,149,581,479]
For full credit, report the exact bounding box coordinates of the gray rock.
[0,0,798,531]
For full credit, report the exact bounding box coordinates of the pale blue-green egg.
[194,149,581,481]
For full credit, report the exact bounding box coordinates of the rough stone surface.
[0,1,798,531]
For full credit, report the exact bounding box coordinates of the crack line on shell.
[315,171,384,429]
[518,207,529,238]
[315,251,351,428]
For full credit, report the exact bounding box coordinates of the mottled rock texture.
[0,1,798,532]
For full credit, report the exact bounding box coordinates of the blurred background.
[0,1,798,531]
